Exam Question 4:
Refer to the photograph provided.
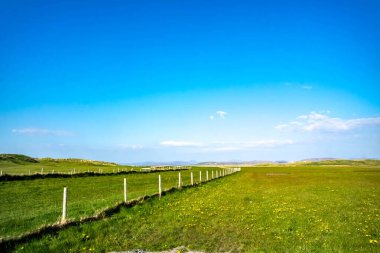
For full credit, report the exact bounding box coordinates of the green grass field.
[0,165,221,239]
[7,164,379,252]
[0,155,132,175]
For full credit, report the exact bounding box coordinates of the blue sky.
[0,0,379,163]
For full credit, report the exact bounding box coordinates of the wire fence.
[0,168,241,240]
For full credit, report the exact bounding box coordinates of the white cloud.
[301,85,313,90]
[160,140,203,147]
[276,113,380,132]
[201,140,294,152]
[160,139,294,151]
[216,110,227,119]
[12,128,74,137]
[209,115,214,120]
[244,139,295,148]
[118,144,144,150]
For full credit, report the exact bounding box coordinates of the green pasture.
[12,165,380,252]
[0,167,220,239]
[0,156,131,175]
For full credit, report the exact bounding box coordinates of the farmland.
[0,168,222,239]
[2,161,379,252]
[0,154,134,175]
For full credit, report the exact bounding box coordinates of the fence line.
[0,168,241,251]
[59,168,241,225]
[0,168,191,182]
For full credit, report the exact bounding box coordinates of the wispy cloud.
[118,144,144,150]
[160,140,203,147]
[216,110,227,119]
[283,82,314,90]
[276,113,380,132]
[209,115,215,120]
[160,139,294,151]
[12,128,74,137]
[301,85,313,90]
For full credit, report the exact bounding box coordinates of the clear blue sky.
[1,0,379,163]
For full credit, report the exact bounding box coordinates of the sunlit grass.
[0,167,221,238]
[13,165,380,252]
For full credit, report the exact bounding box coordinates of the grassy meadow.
[0,157,219,238]
[8,164,380,252]
[0,155,132,175]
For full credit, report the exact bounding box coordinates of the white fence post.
[212,170,214,179]
[199,171,202,183]
[206,171,209,181]
[124,178,127,203]
[61,187,67,223]
[191,172,194,186]
[159,175,162,198]
[178,172,182,188]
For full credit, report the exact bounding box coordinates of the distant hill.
[0,154,39,164]
[196,160,285,166]
[0,154,120,166]
[195,159,380,166]
[298,158,338,162]
[132,161,197,166]
[299,159,380,166]
[38,158,119,166]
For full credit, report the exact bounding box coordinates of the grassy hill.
[0,154,127,175]
[299,159,380,166]
[37,157,118,166]
[0,154,39,164]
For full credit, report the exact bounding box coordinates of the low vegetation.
[7,164,380,252]
[0,155,39,165]
[0,154,132,175]
[0,166,217,239]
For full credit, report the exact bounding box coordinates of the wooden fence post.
[212,170,214,179]
[191,172,194,186]
[178,172,182,188]
[199,171,202,183]
[61,187,67,223]
[159,175,162,198]
[206,171,209,181]
[124,178,127,203]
